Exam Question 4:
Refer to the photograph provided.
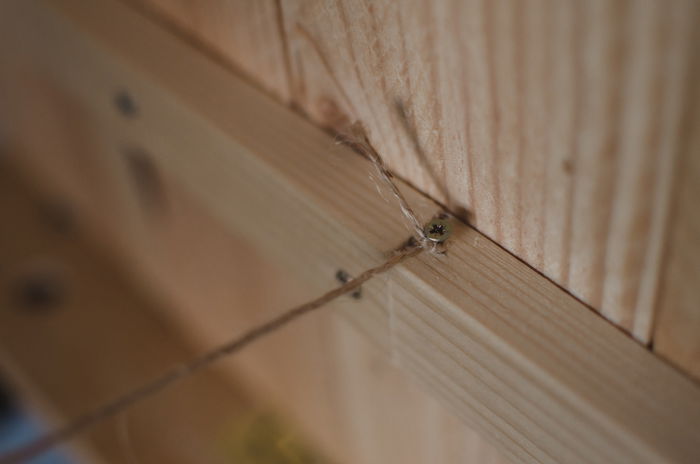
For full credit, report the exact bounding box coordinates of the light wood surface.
[1,1,698,463]
[0,169,295,464]
[0,164,503,464]
[654,86,700,380]
[125,0,700,349]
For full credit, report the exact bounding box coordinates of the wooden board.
[0,1,699,463]
[0,15,507,464]
[125,0,700,348]
[0,168,312,464]
[654,84,700,380]
[0,164,505,464]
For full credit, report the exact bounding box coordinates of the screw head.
[425,217,451,243]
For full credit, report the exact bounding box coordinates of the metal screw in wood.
[425,217,451,243]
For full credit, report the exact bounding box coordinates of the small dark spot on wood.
[123,147,167,217]
[453,206,475,225]
[315,96,350,131]
[114,90,138,118]
[562,158,574,175]
[335,269,362,299]
[13,270,66,313]
[38,199,77,236]
[335,269,350,283]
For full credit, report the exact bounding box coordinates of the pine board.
[126,0,700,352]
[0,1,699,463]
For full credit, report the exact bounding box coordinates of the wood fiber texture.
[127,0,700,360]
[1,1,699,463]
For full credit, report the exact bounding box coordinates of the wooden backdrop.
[0,1,698,463]
[126,0,700,379]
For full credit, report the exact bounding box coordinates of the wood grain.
[654,77,700,379]
[0,163,503,464]
[0,169,284,464]
[126,0,700,346]
[1,1,698,463]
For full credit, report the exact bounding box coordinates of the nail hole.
[38,199,77,236]
[123,147,167,216]
[114,90,138,118]
[13,269,66,313]
[562,158,574,175]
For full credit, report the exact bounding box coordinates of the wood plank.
[0,31,507,464]
[126,0,700,344]
[0,163,504,464]
[122,0,293,103]
[0,1,699,463]
[0,167,327,464]
[653,78,700,379]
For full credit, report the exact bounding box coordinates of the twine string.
[0,126,437,464]
[338,124,430,247]
[0,243,422,464]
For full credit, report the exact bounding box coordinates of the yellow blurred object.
[220,413,328,464]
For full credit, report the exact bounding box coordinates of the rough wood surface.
[126,0,700,348]
[1,1,699,463]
